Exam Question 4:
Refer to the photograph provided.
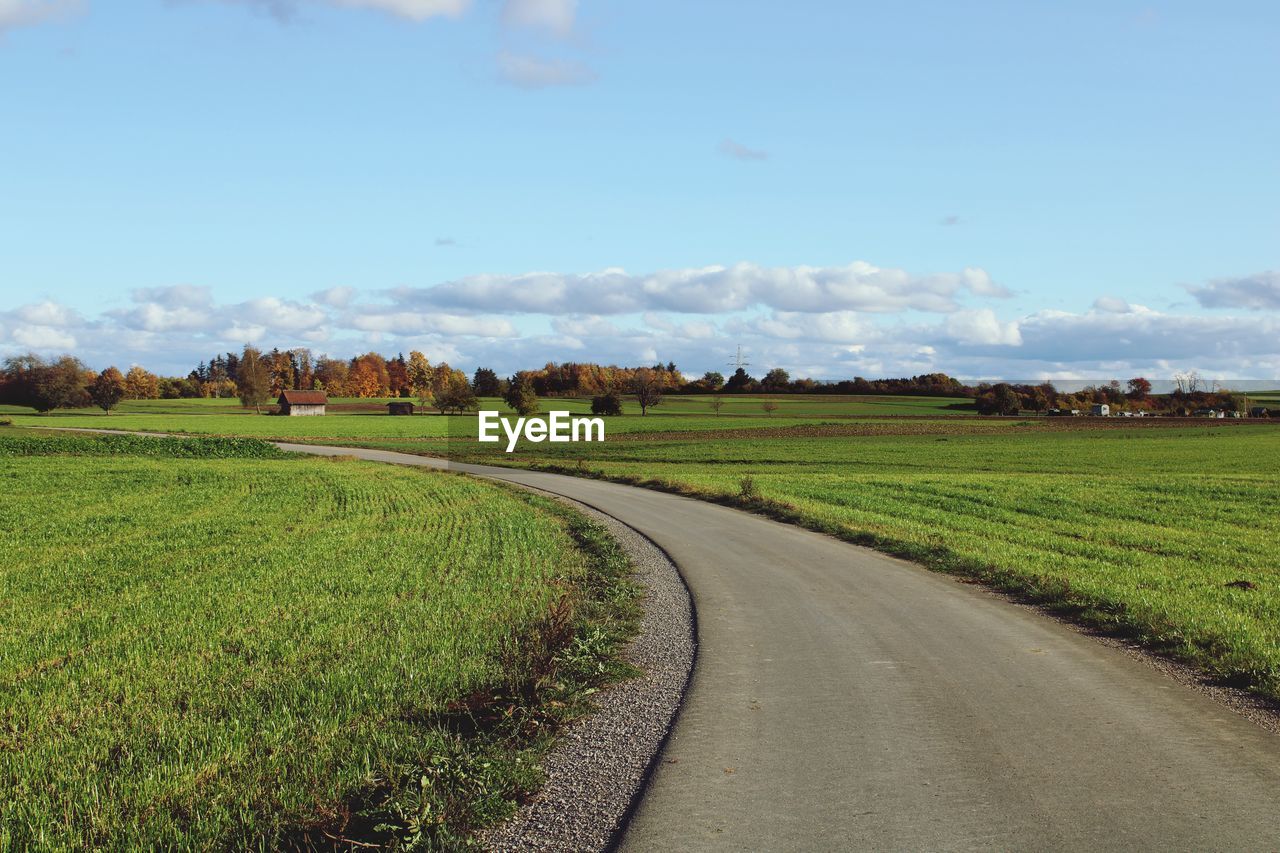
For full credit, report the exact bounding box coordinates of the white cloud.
[221,322,268,343]
[961,267,1011,298]
[747,311,873,343]
[1008,305,1279,363]
[944,308,1022,346]
[191,0,471,24]
[330,0,470,19]
[1092,296,1132,314]
[0,0,80,33]
[348,309,516,337]
[12,324,76,349]
[552,315,623,338]
[239,297,327,332]
[120,303,211,333]
[312,286,356,308]
[496,51,596,88]
[131,284,213,310]
[15,300,82,327]
[404,261,1009,316]
[1190,271,1280,311]
[501,0,574,36]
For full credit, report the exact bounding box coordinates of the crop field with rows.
[0,433,634,849]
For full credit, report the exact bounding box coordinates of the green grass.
[1250,391,1279,408]
[10,396,1280,704]
[0,392,970,420]
[424,417,1280,700]
[0,434,637,850]
[3,392,971,441]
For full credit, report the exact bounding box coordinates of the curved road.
[281,444,1280,850]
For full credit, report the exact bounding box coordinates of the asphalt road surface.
[280,443,1280,851]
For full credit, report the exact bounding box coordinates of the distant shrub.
[738,475,761,501]
[591,392,623,416]
[0,433,289,459]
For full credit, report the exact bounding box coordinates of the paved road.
[281,444,1280,851]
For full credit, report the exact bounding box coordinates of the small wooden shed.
[278,390,327,416]
[387,401,415,416]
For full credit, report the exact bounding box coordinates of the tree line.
[971,377,1259,416]
[1,348,1264,417]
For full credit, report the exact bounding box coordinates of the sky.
[1,0,1277,381]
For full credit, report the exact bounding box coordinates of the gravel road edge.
[481,498,696,852]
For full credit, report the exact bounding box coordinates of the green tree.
[993,383,1020,415]
[89,366,127,414]
[124,365,160,400]
[407,351,435,413]
[591,391,623,416]
[1029,387,1050,413]
[31,356,90,413]
[436,377,478,414]
[724,367,756,393]
[471,367,502,397]
[761,368,791,392]
[237,345,271,414]
[700,371,724,391]
[503,376,539,416]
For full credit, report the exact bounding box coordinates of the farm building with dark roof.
[278,390,327,416]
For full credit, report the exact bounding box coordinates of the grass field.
[8,394,1280,733]
[1250,391,1280,408]
[0,392,973,418]
[176,404,1279,704]
[460,418,1280,698]
[0,433,636,849]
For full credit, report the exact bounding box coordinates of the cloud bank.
[401,262,1010,316]
[1190,271,1280,311]
[3,263,1278,381]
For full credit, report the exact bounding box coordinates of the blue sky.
[1,0,1277,380]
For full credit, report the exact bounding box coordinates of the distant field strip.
[0,435,631,849]
[2,392,971,440]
